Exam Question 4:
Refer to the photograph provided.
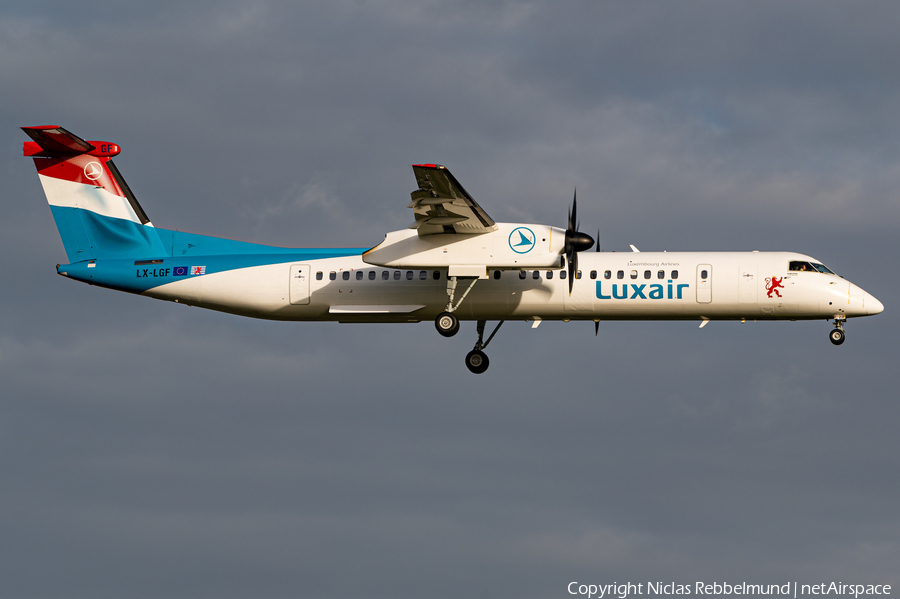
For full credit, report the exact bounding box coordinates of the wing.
[407,164,497,236]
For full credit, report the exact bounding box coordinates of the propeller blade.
[563,187,593,295]
[596,229,601,252]
[594,320,599,336]
[568,248,577,295]
[569,189,577,232]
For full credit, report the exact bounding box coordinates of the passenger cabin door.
[290,264,311,305]
[696,264,712,304]
[564,270,594,311]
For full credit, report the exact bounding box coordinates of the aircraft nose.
[866,293,884,315]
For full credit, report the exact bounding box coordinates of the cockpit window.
[790,260,834,274]
[789,261,815,272]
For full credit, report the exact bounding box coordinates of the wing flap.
[408,164,496,236]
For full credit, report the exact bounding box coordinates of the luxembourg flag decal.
[191,266,206,276]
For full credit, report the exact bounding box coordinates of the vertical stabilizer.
[22,126,168,262]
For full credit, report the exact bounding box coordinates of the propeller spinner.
[564,189,594,295]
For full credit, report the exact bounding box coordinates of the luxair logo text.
[597,279,689,300]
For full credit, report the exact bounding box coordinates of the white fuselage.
[141,250,882,324]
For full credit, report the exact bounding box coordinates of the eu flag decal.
[173,266,188,276]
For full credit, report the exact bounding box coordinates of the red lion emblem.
[765,276,784,298]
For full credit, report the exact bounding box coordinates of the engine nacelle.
[363,223,566,277]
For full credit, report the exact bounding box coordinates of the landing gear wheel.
[435,311,459,337]
[829,328,845,346]
[465,349,490,374]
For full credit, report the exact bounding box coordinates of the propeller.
[595,228,602,336]
[564,189,594,295]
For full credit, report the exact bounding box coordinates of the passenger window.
[519,270,526,279]
[671,270,678,279]
[329,271,336,281]
[433,271,441,280]
[617,270,624,279]
[590,270,597,280]
[493,270,501,280]
[604,270,611,280]
[560,270,567,280]
[630,270,638,279]
[419,270,427,280]
[368,271,375,280]
[393,271,401,280]
[644,270,651,279]
[316,271,323,280]
[356,271,363,280]
[701,269,708,279]
[546,271,554,279]
[406,271,414,280]
[657,270,664,279]
[576,270,581,279]
[342,271,350,280]
[533,271,540,279]
[382,271,389,280]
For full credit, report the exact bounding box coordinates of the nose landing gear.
[829,318,846,346]
[465,319,504,374]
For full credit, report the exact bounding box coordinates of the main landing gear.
[435,312,459,337]
[433,275,503,373]
[433,275,479,337]
[465,320,504,374]
[829,318,846,346]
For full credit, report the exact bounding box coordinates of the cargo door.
[696,264,712,303]
[290,264,311,305]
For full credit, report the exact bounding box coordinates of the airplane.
[22,125,884,373]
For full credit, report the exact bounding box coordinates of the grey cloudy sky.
[2,2,899,598]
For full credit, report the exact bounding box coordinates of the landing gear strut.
[465,320,504,374]
[434,275,479,338]
[829,318,846,346]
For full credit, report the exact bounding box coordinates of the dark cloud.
[1,2,898,597]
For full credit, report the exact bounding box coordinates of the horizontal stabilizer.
[23,125,121,158]
[23,126,94,155]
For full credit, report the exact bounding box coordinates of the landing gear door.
[696,264,712,304]
[290,264,311,305]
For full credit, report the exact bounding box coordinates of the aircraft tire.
[829,328,845,345]
[435,312,459,337]
[465,349,489,374]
